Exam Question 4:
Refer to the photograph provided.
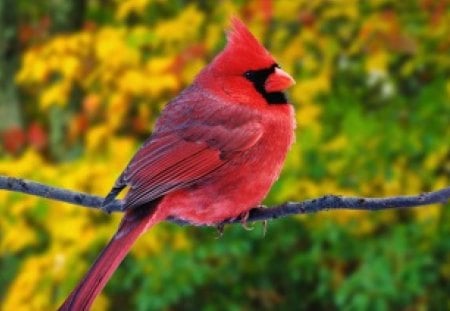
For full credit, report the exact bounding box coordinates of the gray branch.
[0,175,449,226]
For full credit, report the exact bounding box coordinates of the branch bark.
[0,175,449,226]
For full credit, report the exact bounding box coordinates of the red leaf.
[1,127,26,154]
[27,122,48,152]
[299,11,316,27]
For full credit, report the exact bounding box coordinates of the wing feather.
[103,88,265,211]
[118,121,262,210]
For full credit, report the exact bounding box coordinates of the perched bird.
[59,18,296,310]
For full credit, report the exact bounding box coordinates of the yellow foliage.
[16,53,49,83]
[119,69,149,95]
[39,82,70,109]
[145,57,173,74]
[294,70,331,106]
[365,50,389,75]
[323,135,349,152]
[0,149,43,176]
[153,5,205,48]
[273,0,302,20]
[116,0,151,21]
[296,103,322,129]
[107,93,129,130]
[180,58,206,85]
[1,211,37,253]
[60,55,80,79]
[86,125,110,153]
[132,229,163,258]
[414,204,442,223]
[4,254,61,310]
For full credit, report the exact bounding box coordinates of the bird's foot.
[239,210,254,231]
[241,205,269,236]
[215,223,225,239]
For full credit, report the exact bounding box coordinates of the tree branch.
[0,175,449,226]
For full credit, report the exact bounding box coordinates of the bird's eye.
[244,70,255,79]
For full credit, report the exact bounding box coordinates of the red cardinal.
[59,18,295,310]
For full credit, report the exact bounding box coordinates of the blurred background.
[0,0,449,310]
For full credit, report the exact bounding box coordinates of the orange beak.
[265,67,295,93]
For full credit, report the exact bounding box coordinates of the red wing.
[121,123,263,209]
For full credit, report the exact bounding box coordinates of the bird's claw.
[240,210,254,231]
[262,220,268,237]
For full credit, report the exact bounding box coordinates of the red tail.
[59,202,161,311]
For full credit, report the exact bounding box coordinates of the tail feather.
[59,202,161,311]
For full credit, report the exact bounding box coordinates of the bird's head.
[196,18,295,107]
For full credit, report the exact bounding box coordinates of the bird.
[59,18,296,310]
